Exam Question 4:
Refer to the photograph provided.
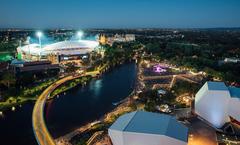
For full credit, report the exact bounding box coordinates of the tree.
[0,72,16,88]
[65,62,78,73]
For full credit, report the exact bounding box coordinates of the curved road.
[32,72,99,145]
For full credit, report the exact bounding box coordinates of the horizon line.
[1,26,240,30]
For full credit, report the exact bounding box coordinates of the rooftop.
[17,40,99,56]
[11,59,25,65]
[206,81,228,91]
[204,81,240,99]
[109,111,188,142]
[228,87,240,99]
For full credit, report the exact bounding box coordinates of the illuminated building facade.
[195,81,240,128]
[98,34,135,46]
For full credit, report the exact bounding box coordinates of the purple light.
[153,64,167,73]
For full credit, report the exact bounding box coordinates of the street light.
[36,31,42,48]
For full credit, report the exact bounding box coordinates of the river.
[0,62,137,145]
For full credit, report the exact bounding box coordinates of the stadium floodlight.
[77,31,84,40]
[36,31,43,48]
[36,31,42,38]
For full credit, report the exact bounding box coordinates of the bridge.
[32,71,99,145]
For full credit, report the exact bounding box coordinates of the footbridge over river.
[32,71,99,145]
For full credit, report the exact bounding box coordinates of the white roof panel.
[109,111,188,142]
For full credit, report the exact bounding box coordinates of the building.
[11,59,60,74]
[195,81,240,128]
[17,40,99,64]
[98,34,135,46]
[224,58,240,63]
[218,58,240,66]
[98,34,107,45]
[125,34,136,42]
[109,111,188,145]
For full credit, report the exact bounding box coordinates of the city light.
[36,31,42,38]
[36,31,43,48]
[11,106,16,111]
[77,31,84,40]
[26,36,31,44]
[153,64,167,73]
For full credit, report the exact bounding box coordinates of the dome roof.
[17,40,99,56]
[43,40,99,51]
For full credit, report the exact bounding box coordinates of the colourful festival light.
[153,64,167,73]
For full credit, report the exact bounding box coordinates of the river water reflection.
[0,62,137,145]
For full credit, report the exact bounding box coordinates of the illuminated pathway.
[32,72,99,145]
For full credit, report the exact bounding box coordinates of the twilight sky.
[0,0,240,29]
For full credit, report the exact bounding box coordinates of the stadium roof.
[109,111,188,142]
[44,40,98,51]
[17,40,99,56]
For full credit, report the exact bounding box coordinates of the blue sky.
[0,0,240,28]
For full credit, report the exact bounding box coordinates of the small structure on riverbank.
[108,111,188,145]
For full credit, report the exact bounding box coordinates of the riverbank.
[55,62,139,145]
[50,76,91,98]
[0,79,57,110]
[0,62,109,111]
[0,97,36,110]
[0,75,94,111]
[55,90,139,145]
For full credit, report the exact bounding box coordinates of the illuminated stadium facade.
[17,40,99,64]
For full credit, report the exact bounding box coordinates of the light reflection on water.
[46,62,137,137]
[89,79,103,97]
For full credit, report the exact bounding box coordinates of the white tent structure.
[108,111,188,145]
[195,81,240,128]
[17,40,99,56]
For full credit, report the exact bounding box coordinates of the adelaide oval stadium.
[17,40,99,64]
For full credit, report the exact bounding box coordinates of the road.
[32,72,99,145]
